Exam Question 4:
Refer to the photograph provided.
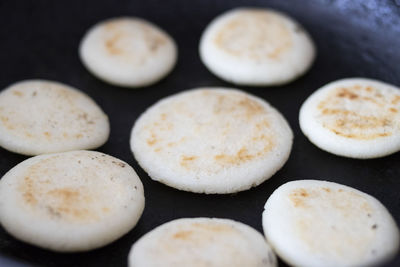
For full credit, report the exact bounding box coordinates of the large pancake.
[130,88,293,194]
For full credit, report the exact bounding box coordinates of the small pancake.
[0,80,109,155]
[299,78,400,158]
[262,180,400,267]
[128,217,277,267]
[79,17,177,88]
[130,88,293,194]
[0,150,145,252]
[199,8,315,86]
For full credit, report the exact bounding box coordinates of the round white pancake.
[79,17,177,88]
[262,180,400,267]
[0,150,145,252]
[128,217,277,267]
[130,88,293,194]
[199,8,315,86]
[299,78,400,158]
[0,80,109,156]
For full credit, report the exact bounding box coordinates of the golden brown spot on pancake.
[321,109,356,116]
[13,91,23,97]
[192,222,234,233]
[337,88,359,99]
[21,177,37,205]
[180,155,197,168]
[289,188,309,207]
[25,132,33,138]
[392,95,400,105]
[112,160,126,168]
[0,116,8,123]
[77,112,95,125]
[43,131,51,138]
[255,119,270,129]
[173,230,194,240]
[47,188,80,203]
[46,188,96,221]
[147,133,158,146]
[322,187,331,193]
[102,207,110,213]
[214,147,254,165]
[214,95,264,118]
[239,97,264,117]
[318,86,398,140]
[181,155,197,161]
[214,11,292,60]
[75,133,83,139]
[160,113,167,120]
[105,33,123,55]
[63,132,68,138]
[0,115,15,130]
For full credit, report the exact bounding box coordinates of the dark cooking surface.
[0,0,399,266]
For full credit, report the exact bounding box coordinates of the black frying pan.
[0,0,399,266]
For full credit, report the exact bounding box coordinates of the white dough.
[0,80,109,155]
[79,17,177,87]
[129,218,277,267]
[299,78,400,158]
[130,88,293,194]
[262,180,400,267]
[199,8,315,86]
[0,150,145,252]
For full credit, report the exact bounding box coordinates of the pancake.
[128,217,277,267]
[79,17,177,88]
[262,179,400,267]
[199,8,315,86]
[299,78,400,158]
[0,80,109,155]
[0,150,145,252]
[130,88,293,194]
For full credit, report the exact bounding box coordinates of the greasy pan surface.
[0,0,399,266]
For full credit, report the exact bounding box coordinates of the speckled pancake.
[79,17,177,88]
[0,80,109,155]
[128,218,277,267]
[299,78,400,158]
[262,180,400,267]
[199,8,315,86]
[0,150,145,252]
[130,88,293,194]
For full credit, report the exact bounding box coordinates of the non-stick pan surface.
[0,0,399,266]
